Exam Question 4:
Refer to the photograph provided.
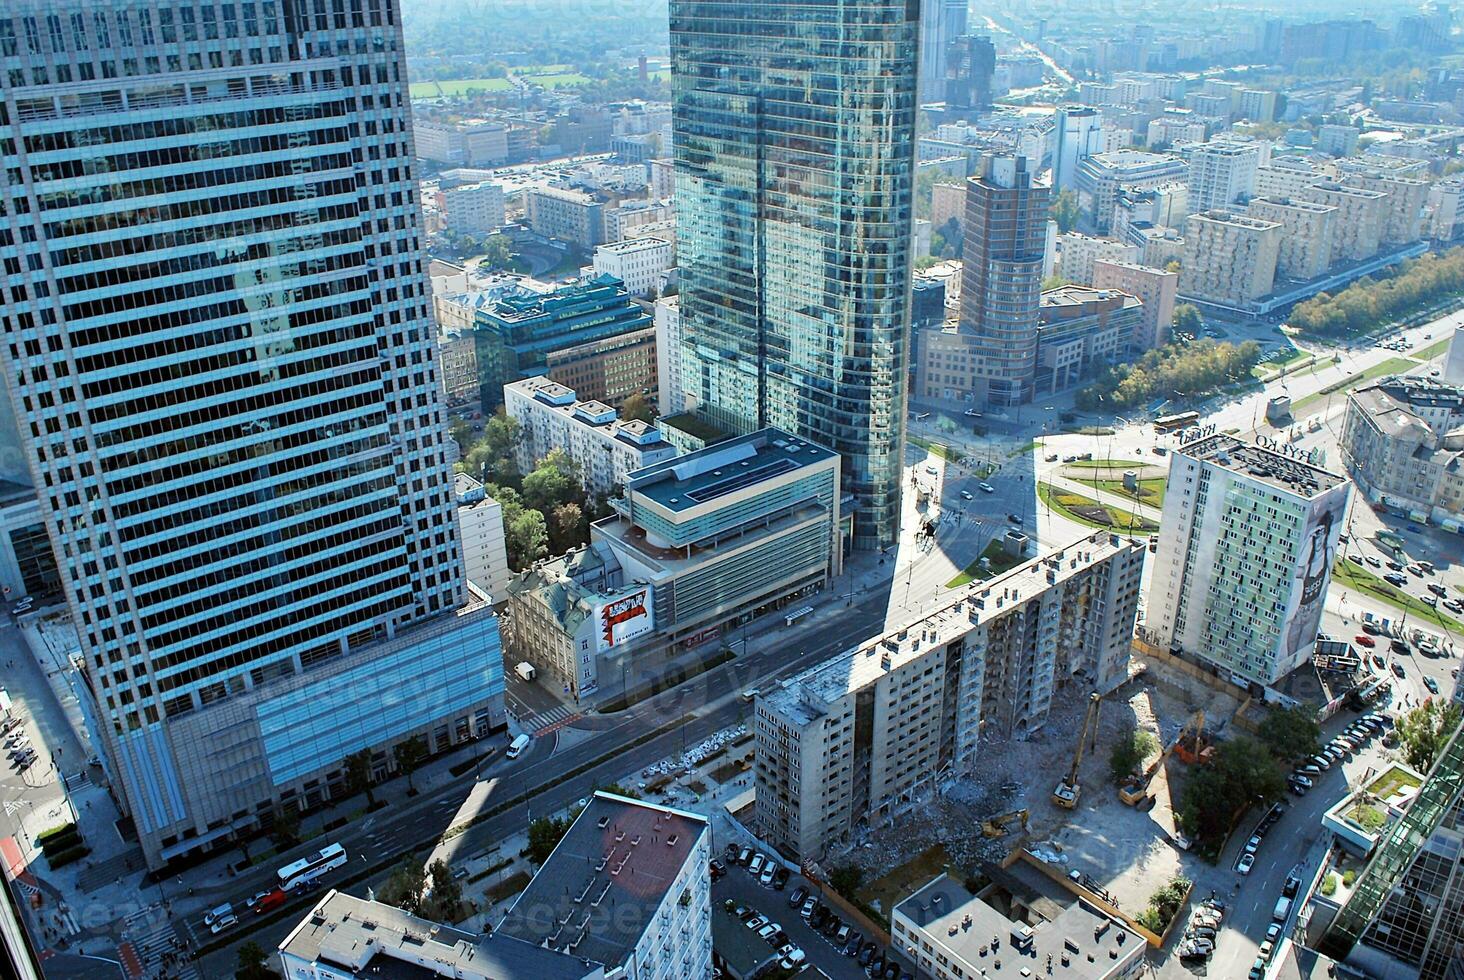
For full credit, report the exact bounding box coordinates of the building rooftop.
[1179,433,1346,496]
[623,428,837,514]
[1250,196,1338,215]
[596,237,670,255]
[507,377,674,452]
[1039,285,1142,316]
[1190,210,1282,232]
[278,889,599,980]
[711,905,780,978]
[496,792,709,968]
[894,874,1143,980]
[764,532,1136,726]
[1081,149,1186,174]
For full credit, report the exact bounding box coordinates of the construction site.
[841,654,1247,922]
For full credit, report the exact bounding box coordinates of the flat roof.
[624,428,837,514]
[894,874,1143,980]
[763,531,1136,727]
[278,890,597,980]
[1178,433,1346,497]
[496,792,709,969]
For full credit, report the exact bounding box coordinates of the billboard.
[595,586,655,652]
[1283,488,1348,661]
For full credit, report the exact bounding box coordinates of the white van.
[1272,896,1293,923]
[506,733,531,759]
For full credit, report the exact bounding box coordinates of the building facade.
[1247,196,1337,281]
[1341,377,1464,529]
[414,118,510,167]
[504,378,678,498]
[473,275,656,411]
[1179,211,1282,308]
[960,156,1050,406]
[525,186,606,249]
[1075,150,1188,233]
[1299,181,1388,262]
[1036,286,1142,392]
[755,532,1143,858]
[1052,105,1103,191]
[654,296,688,417]
[0,0,508,870]
[455,475,512,602]
[1148,434,1352,686]
[442,180,506,238]
[1091,260,1177,351]
[1186,140,1260,213]
[671,0,918,549]
[1342,171,1429,245]
[592,238,674,297]
[1057,232,1141,286]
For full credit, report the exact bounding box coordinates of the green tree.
[1042,274,1071,292]
[1171,303,1203,339]
[547,501,586,555]
[829,865,864,898]
[235,941,276,980]
[620,392,656,423]
[344,749,377,808]
[1108,726,1159,783]
[505,507,549,569]
[1178,736,1285,845]
[393,735,430,794]
[1396,700,1463,772]
[521,449,582,514]
[1050,188,1080,233]
[449,417,474,453]
[1165,259,1181,274]
[527,815,571,864]
[1257,706,1321,763]
[423,859,464,922]
[378,857,427,915]
[270,807,300,848]
[481,234,514,269]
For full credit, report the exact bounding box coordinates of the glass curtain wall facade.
[670,0,919,549]
[0,0,469,866]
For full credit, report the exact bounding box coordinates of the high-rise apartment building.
[755,532,1143,859]
[1178,211,1282,308]
[1299,180,1388,262]
[671,0,918,548]
[0,0,504,869]
[1246,196,1337,281]
[959,156,1050,406]
[1149,434,1351,686]
[1186,140,1260,213]
[1052,106,1102,191]
[1091,260,1177,351]
[1342,170,1429,245]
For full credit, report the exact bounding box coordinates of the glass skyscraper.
[670,0,919,549]
[0,0,503,869]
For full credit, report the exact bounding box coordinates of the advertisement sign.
[1284,490,1347,660]
[596,586,655,652]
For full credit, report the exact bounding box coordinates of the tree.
[344,749,377,808]
[1396,700,1463,772]
[423,859,464,922]
[1257,706,1321,763]
[505,507,549,569]
[1164,259,1181,274]
[1050,188,1080,233]
[1171,303,1203,339]
[393,735,430,794]
[620,392,656,423]
[1108,726,1159,783]
[547,501,586,555]
[521,449,582,514]
[378,857,428,915]
[527,815,571,864]
[235,941,276,980]
[1178,736,1285,845]
[1042,274,1071,292]
[829,865,864,898]
[271,807,300,848]
[481,234,514,269]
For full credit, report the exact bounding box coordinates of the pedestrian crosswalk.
[120,915,198,980]
[530,705,581,737]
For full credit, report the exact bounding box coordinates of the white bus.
[277,842,347,892]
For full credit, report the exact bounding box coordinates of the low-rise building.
[505,377,677,498]
[1057,232,1141,286]
[1148,433,1352,687]
[1247,196,1337,281]
[1341,376,1464,528]
[455,474,512,601]
[526,186,606,248]
[755,532,1143,858]
[605,198,674,242]
[414,118,510,167]
[438,327,480,405]
[442,180,506,237]
[1179,210,1281,308]
[891,875,1146,980]
[593,237,674,297]
[1036,285,1141,392]
[1091,260,1177,351]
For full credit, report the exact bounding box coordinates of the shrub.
[46,845,91,869]
[36,823,77,845]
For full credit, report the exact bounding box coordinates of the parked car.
[1393,661,1407,678]
[1355,634,1376,648]
[748,854,765,876]
[1244,835,1262,853]
[960,490,974,500]
[788,886,808,909]
[1385,573,1408,586]
[1366,555,1383,568]
[1425,676,1441,695]
[746,915,768,931]
[1238,853,1255,875]
[759,864,776,886]
[773,866,790,890]
[801,896,817,919]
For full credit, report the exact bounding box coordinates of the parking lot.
[713,847,898,980]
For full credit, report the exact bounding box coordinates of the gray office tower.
[671,0,919,549]
[0,0,505,870]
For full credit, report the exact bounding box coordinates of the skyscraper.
[1051,106,1102,192]
[0,0,504,869]
[959,156,1050,407]
[671,0,919,549]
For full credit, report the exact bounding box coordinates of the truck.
[514,662,536,682]
[506,733,531,759]
[1272,897,1293,923]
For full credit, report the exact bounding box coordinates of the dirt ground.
[841,658,1244,916]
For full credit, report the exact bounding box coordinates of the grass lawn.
[1292,357,1416,413]
[1085,475,1169,504]
[1345,800,1388,832]
[1039,482,1159,533]
[409,78,513,98]
[909,435,965,463]
[1331,560,1464,633]
[1068,458,1144,469]
[858,844,951,915]
[519,71,592,88]
[948,540,1028,587]
[1367,765,1423,803]
[484,870,531,905]
[1253,348,1312,379]
[1415,337,1450,360]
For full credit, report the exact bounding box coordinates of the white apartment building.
[649,158,675,201]
[654,295,689,417]
[414,118,510,167]
[755,532,1144,859]
[1255,157,1322,200]
[605,198,674,241]
[1148,433,1352,687]
[1319,124,1361,157]
[593,238,674,296]
[442,180,506,237]
[1075,150,1189,233]
[1147,113,1208,148]
[1057,232,1141,285]
[498,792,712,980]
[1186,140,1260,213]
[454,474,511,601]
[1247,196,1337,281]
[1430,177,1464,241]
[504,378,678,498]
[1342,171,1429,245]
[1179,211,1281,308]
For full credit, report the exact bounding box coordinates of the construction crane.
[981,809,1030,838]
[1052,692,1101,809]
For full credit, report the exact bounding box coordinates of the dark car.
[809,905,829,929]
[788,886,808,909]
[1393,661,1407,678]
[1391,639,1411,656]
[858,944,876,966]
[1385,572,1408,586]
[1362,621,1382,635]
[845,933,864,956]
[710,859,727,879]
[822,915,842,937]
[772,866,790,890]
